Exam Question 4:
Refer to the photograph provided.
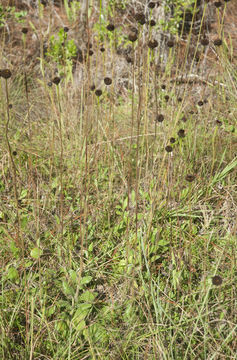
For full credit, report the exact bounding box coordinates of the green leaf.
[79,291,97,302]
[7,267,19,281]
[30,247,42,259]
[80,276,93,286]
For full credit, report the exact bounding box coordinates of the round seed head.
[149,19,156,26]
[12,150,17,156]
[0,69,12,79]
[135,13,146,25]
[9,104,13,109]
[52,76,61,85]
[212,275,223,286]
[100,47,105,52]
[64,26,69,32]
[104,77,112,85]
[165,145,173,153]
[178,129,185,138]
[106,23,115,31]
[170,137,176,143]
[156,114,164,122]
[128,33,138,42]
[214,1,222,7]
[89,49,94,56]
[178,97,182,102]
[164,95,169,102]
[161,84,166,90]
[148,2,156,9]
[21,27,28,34]
[214,38,222,46]
[148,39,158,49]
[197,100,204,106]
[95,89,102,97]
[185,174,195,182]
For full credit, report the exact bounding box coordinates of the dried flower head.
[104,77,112,85]
[156,114,164,122]
[100,47,105,52]
[128,33,138,42]
[178,129,185,138]
[12,150,17,156]
[148,39,158,49]
[197,100,204,106]
[64,27,69,32]
[185,174,195,182]
[165,145,173,153]
[21,27,28,34]
[178,97,182,102]
[214,38,222,46]
[164,95,169,102]
[149,19,156,26]
[212,275,223,286]
[52,77,61,85]
[107,23,115,31]
[135,13,146,25]
[95,89,102,97]
[0,69,12,79]
[170,137,176,143]
[214,1,222,7]
[148,2,156,8]
[161,84,166,90]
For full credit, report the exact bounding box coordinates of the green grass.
[0,1,237,359]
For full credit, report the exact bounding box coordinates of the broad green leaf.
[30,247,42,259]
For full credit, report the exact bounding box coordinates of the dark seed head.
[148,2,156,9]
[212,275,223,286]
[214,1,222,8]
[167,40,175,48]
[178,97,182,102]
[197,100,204,106]
[21,27,28,34]
[170,137,176,143]
[201,37,209,46]
[185,174,195,182]
[216,119,222,126]
[104,77,112,85]
[214,38,222,46]
[178,129,185,138]
[64,26,69,33]
[95,89,102,97]
[165,145,173,153]
[100,47,105,52]
[0,69,12,79]
[52,77,61,85]
[12,151,17,156]
[148,39,158,49]
[8,104,13,109]
[156,114,164,122]
[128,33,138,42]
[106,23,115,31]
[135,13,146,25]
[89,49,94,56]
[149,19,156,27]
[164,95,169,102]
[161,84,166,90]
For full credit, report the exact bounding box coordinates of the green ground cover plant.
[0,0,236,359]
